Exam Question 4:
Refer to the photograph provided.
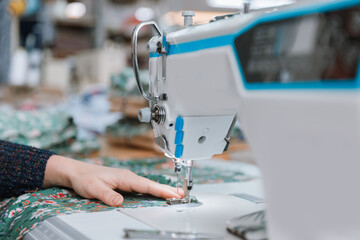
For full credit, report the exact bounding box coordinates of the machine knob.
[182,11,195,27]
[243,0,251,13]
[147,40,157,54]
[138,108,151,123]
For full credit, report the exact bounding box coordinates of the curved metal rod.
[131,21,162,103]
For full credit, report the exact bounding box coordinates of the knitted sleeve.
[0,140,55,198]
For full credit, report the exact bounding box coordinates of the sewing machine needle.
[176,173,179,195]
[174,161,181,196]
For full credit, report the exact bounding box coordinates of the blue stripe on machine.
[167,34,234,56]
[149,0,360,89]
[150,0,359,57]
[150,53,161,58]
[357,54,360,82]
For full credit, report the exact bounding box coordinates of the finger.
[116,170,184,199]
[124,175,183,199]
[159,183,185,197]
[90,182,124,207]
[147,181,185,199]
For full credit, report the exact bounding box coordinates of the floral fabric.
[0,157,251,239]
[0,108,100,156]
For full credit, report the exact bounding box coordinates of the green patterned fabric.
[110,67,148,97]
[0,109,72,148]
[49,138,100,157]
[0,188,169,239]
[106,119,151,139]
[0,108,100,156]
[0,157,251,239]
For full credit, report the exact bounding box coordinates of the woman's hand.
[43,155,184,206]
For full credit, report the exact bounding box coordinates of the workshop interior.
[1,0,360,239]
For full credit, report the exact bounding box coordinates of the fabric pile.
[0,108,100,156]
[105,118,151,139]
[110,67,148,97]
[108,67,155,149]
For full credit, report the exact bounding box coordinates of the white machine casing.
[137,0,360,239]
[148,44,239,160]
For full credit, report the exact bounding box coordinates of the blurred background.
[0,0,294,161]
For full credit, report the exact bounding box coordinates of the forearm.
[0,140,54,197]
[43,155,92,189]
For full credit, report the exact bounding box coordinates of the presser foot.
[168,160,194,205]
[166,196,196,205]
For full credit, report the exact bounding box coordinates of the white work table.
[24,160,265,240]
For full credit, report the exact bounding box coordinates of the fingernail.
[112,195,123,206]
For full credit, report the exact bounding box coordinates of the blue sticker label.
[175,117,184,131]
[175,131,184,145]
[175,145,184,158]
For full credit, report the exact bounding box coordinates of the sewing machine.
[131,0,360,239]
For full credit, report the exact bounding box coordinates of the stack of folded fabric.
[110,67,148,97]
[0,107,100,156]
[106,118,151,139]
[109,67,148,118]
[105,118,160,151]
[107,67,160,151]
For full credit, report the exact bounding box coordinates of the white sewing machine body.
[134,0,360,239]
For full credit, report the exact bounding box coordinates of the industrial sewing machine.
[131,0,360,239]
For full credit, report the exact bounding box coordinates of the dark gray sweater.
[0,140,54,198]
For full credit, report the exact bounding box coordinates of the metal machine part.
[174,160,182,195]
[166,198,184,205]
[183,178,191,203]
[230,193,265,204]
[131,21,162,103]
[138,108,151,123]
[151,105,166,124]
[224,115,238,152]
[182,11,195,27]
[146,38,158,54]
[243,0,251,14]
[166,196,202,206]
[185,160,194,194]
[181,160,194,203]
[124,229,224,239]
[24,217,90,240]
[174,161,182,173]
[138,105,166,124]
[167,160,194,204]
[226,211,267,240]
[210,13,241,22]
[155,136,168,150]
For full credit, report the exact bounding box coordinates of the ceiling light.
[65,2,86,19]
[207,0,295,10]
[135,7,155,22]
